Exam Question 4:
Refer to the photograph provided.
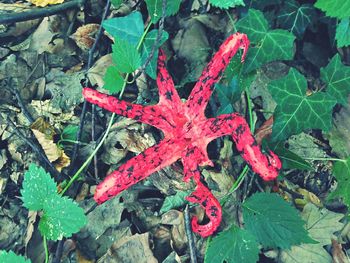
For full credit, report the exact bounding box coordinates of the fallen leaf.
[331,239,350,263]
[71,24,100,51]
[28,0,64,7]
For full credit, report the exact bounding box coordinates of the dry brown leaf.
[71,24,100,51]
[28,0,64,7]
[25,211,37,248]
[87,54,113,88]
[332,239,350,263]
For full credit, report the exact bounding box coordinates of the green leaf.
[208,0,245,9]
[328,157,350,210]
[301,203,344,246]
[277,0,316,38]
[268,68,336,141]
[215,78,241,115]
[321,54,350,105]
[204,226,259,263]
[236,9,296,73]
[160,190,190,214]
[61,125,78,141]
[111,0,122,7]
[145,0,182,23]
[112,38,141,73]
[314,0,350,19]
[21,164,58,211]
[336,18,350,48]
[236,9,269,43]
[39,195,87,241]
[140,29,169,79]
[102,11,144,46]
[0,250,31,263]
[267,142,312,170]
[242,192,314,249]
[103,66,125,94]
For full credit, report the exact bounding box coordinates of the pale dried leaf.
[28,0,64,7]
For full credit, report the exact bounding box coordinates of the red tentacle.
[185,33,249,117]
[94,139,183,204]
[182,147,222,237]
[201,113,281,181]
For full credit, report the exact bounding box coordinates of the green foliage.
[0,250,31,263]
[314,0,350,19]
[21,164,57,211]
[236,9,296,73]
[103,66,124,94]
[112,38,141,73]
[39,195,87,241]
[205,226,259,263]
[160,190,190,214]
[145,0,182,23]
[268,68,336,141]
[141,29,169,79]
[111,0,122,8]
[102,11,144,46]
[21,164,87,240]
[336,18,350,48]
[328,157,350,211]
[61,125,79,141]
[277,0,316,38]
[208,0,244,9]
[321,54,350,105]
[242,192,314,249]
[214,79,241,115]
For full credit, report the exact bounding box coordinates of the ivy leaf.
[103,66,124,94]
[0,250,31,263]
[277,0,316,38]
[39,195,87,241]
[336,18,350,48]
[141,29,169,79]
[236,9,296,73]
[314,0,350,19]
[214,79,241,115]
[208,0,245,9]
[204,226,259,263]
[242,192,314,249]
[321,54,350,105]
[21,164,58,211]
[112,38,141,73]
[102,11,144,46]
[328,157,350,210]
[301,203,344,246]
[268,68,336,141]
[160,190,190,214]
[145,0,182,23]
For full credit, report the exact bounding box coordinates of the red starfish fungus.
[83,33,281,237]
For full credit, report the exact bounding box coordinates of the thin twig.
[70,0,111,170]
[184,205,198,263]
[7,117,60,178]
[132,0,167,80]
[0,0,85,24]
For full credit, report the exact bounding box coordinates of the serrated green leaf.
[236,9,295,73]
[268,68,336,141]
[328,157,350,210]
[0,250,31,263]
[208,0,244,9]
[204,226,259,263]
[336,18,350,48]
[21,164,58,211]
[103,66,124,94]
[242,192,314,249]
[314,0,350,19]
[141,29,169,79]
[301,203,344,246]
[321,54,350,105]
[145,0,182,23]
[277,0,316,38]
[160,190,190,214]
[111,0,122,7]
[102,11,144,46]
[112,38,141,73]
[236,9,269,43]
[39,195,87,241]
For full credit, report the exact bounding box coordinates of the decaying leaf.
[71,24,100,51]
[28,0,64,7]
[87,54,113,88]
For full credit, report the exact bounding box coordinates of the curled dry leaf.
[71,24,100,51]
[28,0,64,7]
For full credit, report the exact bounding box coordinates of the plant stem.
[136,22,153,51]
[43,236,49,263]
[225,9,237,33]
[303,157,346,162]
